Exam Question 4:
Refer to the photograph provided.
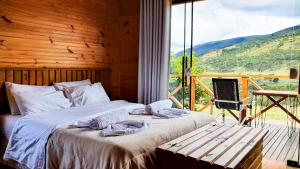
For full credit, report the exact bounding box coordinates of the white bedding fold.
[89,109,129,130]
[131,100,190,118]
[145,99,172,114]
[153,108,190,119]
[100,120,149,137]
[4,100,144,169]
[129,107,149,115]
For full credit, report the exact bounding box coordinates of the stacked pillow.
[64,82,110,107]
[53,79,91,91]
[13,91,72,116]
[5,79,110,116]
[5,82,56,115]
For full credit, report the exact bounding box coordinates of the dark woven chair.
[211,78,253,125]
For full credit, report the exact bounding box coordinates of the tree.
[169,51,209,107]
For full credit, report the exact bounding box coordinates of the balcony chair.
[211,78,253,126]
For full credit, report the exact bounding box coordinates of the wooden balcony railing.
[169,73,291,120]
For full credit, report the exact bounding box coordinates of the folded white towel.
[89,109,129,130]
[129,107,151,115]
[152,108,190,119]
[145,99,173,114]
[100,120,149,137]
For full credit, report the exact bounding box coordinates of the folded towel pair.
[145,99,173,114]
[129,99,173,115]
[152,108,190,119]
[100,120,149,136]
[89,109,129,130]
[129,107,151,115]
[130,99,190,119]
[75,109,149,137]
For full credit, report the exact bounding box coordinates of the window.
[168,0,300,121]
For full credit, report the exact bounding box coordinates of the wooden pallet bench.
[157,123,268,169]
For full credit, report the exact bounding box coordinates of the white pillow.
[13,91,72,116]
[64,82,110,107]
[5,82,56,115]
[54,79,91,91]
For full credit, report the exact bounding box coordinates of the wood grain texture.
[0,0,140,101]
[0,0,116,68]
[157,124,267,169]
[119,0,139,102]
[0,67,111,113]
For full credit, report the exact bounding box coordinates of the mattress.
[46,112,215,169]
[0,114,22,139]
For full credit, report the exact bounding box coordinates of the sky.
[171,0,300,52]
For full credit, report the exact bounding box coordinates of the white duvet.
[4,100,144,169]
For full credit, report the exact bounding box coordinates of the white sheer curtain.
[138,0,171,104]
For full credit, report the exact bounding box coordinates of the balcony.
[169,74,299,167]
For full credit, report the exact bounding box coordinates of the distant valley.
[174,25,300,73]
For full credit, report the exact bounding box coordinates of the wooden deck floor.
[262,123,299,163]
[225,119,299,168]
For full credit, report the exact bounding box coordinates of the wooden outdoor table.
[156,123,268,169]
[252,90,300,124]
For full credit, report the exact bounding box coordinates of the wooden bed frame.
[0,67,111,113]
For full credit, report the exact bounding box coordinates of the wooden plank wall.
[119,0,139,102]
[0,0,140,101]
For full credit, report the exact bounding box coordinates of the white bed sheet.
[4,100,144,169]
[0,114,22,139]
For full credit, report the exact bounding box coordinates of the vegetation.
[169,25,300,121]
[169,52,211,107]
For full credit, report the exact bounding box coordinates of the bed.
[0,67,215,169]
[0,114,22,167]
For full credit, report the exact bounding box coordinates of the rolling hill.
[175,25,300,58]
[175,24,300,73]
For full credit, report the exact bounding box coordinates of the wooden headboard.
[0,68,111,113]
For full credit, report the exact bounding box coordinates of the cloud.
[218,0,300,17]
[171,0,300,52]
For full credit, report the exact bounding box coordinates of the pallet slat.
[157,124,267,169]
[200,127,253,164]
[176,125,235,155]
[159,123,221,150]
[168,125,229,153]
[213,128,263,167]
[228,130,267,168]
[189,126,243,160]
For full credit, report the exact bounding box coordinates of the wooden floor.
[249,122,300,169]
[224,118,300,168]
[262,123,299,163]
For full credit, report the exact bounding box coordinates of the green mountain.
[198,25,300,73]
